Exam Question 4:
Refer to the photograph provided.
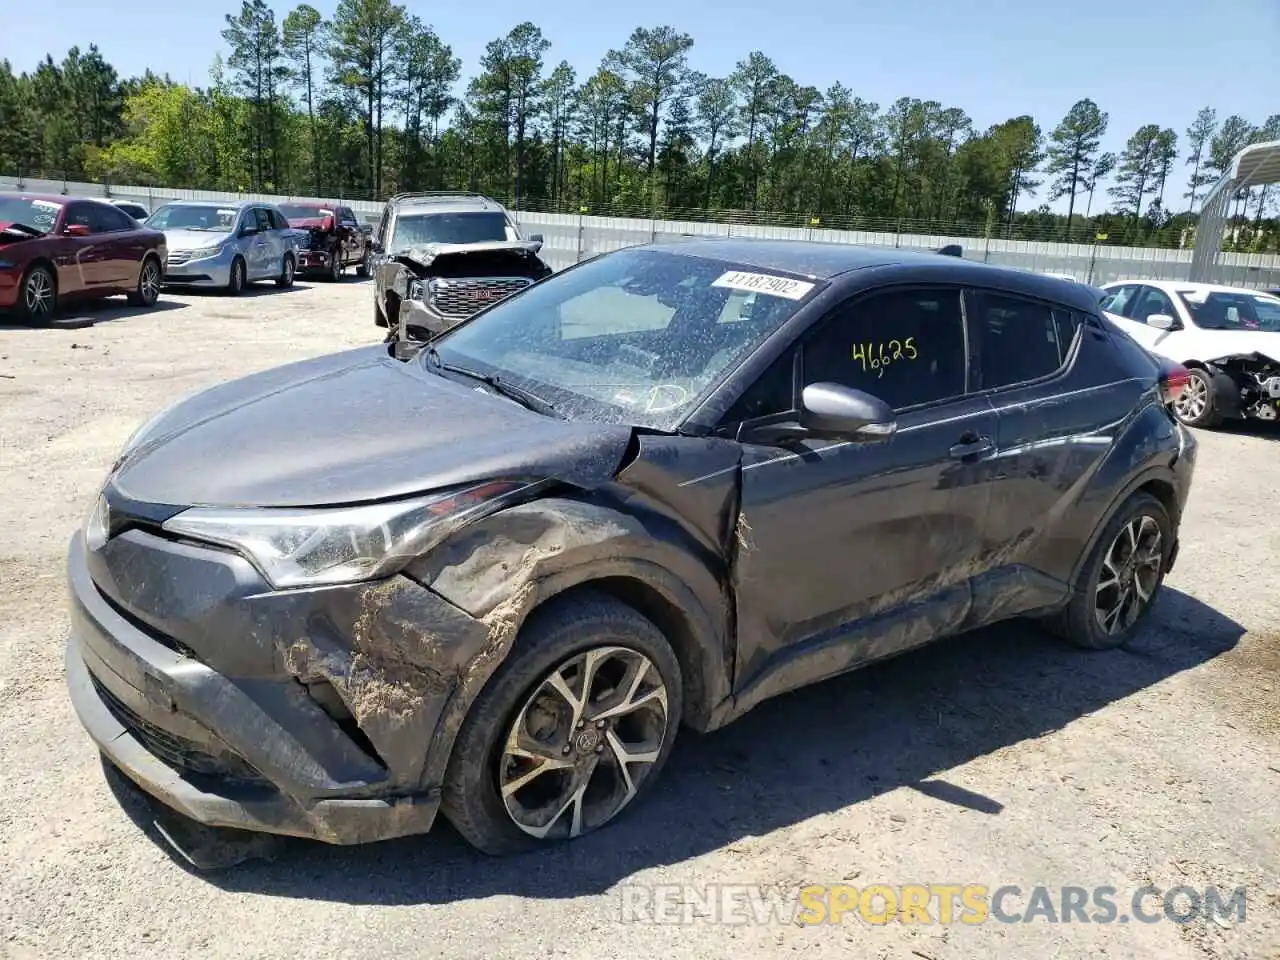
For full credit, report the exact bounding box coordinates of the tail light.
[1157,358,1190,406]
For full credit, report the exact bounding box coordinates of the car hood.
[161,228,234,251]
[1202,330,1280,361]
[108,346,636,508]
[394,239,544,267]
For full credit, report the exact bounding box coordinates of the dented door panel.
[728,395,997,697]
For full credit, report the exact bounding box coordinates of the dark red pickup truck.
[278,202,371,281]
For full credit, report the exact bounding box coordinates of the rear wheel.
[127,256,161,307]
[442,593,683,856]
[1049,491,1172,650]
[1172,367,1221,428]
[19,263,57,325]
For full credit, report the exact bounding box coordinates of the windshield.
[390,211,515,251]
[0,197,63,232]
[1179,290,1280,332]
[279,203,333,220]
[145,204,239,232]
[427,247,821,430]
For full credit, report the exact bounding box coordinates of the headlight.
[187,243,225,259]
[408,279,425,301]
[161,479,539,589]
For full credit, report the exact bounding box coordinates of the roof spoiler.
[936,244,963,258]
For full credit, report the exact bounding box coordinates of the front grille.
[167,252,192,266]
[428,277,532,318]
[90,672,268,786]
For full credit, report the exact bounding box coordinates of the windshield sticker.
[31,200,61,210]
[712,270,815,300]
[217,209,237,216]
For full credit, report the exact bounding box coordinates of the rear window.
[279,203,334,220]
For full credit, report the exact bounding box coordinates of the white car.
[1098,280,1280,428]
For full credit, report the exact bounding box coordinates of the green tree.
[1183,106,1216,211]
[1109,123,1163,222]
[282,3,327,194]
[328,0,408,194]
[221,0,288,189]
[610,25,695,195]
[694,75,737,207]
[1045,98,1108,237]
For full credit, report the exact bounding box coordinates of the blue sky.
[5,0,1279,209]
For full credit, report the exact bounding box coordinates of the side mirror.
[63,223,91,237]
[799,382,897,439]
[1146,313,1177,330]
[736,382,896,446]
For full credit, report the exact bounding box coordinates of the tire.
[1048,491,1173,650]
[226,256,247,295]
[441,592,683,856]
[356,247,370,279]
[127,256,162,307]
[374,297,388,328]
[275,254,295,289]
[18,263,57,325]
[1172,366,1221,429]
[329,250,344,283]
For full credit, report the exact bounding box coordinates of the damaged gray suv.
[66,239,1197,859]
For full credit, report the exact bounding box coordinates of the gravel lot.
[0,279,1277,960]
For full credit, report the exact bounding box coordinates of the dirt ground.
[0,279,1276,960]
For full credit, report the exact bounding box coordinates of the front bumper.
[162,252,233,287]
[397,297,463,339]
[63,528,484,844]
[0,268,20,309]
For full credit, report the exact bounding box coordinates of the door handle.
[949,435,994,459]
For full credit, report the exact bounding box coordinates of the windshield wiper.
[425,345,563,419]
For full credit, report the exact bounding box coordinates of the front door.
[729,285,996,695]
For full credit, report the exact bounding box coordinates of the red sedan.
[0,193,168,324]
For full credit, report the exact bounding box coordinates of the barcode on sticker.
[712,270,815,300]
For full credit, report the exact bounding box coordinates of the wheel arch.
[1067,464,1181,589]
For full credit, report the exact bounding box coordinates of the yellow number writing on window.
[851,338,918,376]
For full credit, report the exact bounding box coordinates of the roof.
[161,198,259,208]
[641,237,1105,311]
[391,192,506,214]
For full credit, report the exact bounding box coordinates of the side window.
[1130,286,1176,324]
[89,204,130,232]
[253,207,274,232]
[64,203,95,232]
[800,288,968,410]
[722,348,797,425]
[1099,284,1138,317]
[972,291,1079,390]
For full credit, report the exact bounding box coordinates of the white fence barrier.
[5,175,1279,288]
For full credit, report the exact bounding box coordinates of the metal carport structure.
[1189,139,1280,281]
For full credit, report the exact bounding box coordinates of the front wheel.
[442,593,683,856]
[127,256,161,307]
[19,263,57,325]
[275,254,295,288]
[1172,367,1221,428]
[226,256,247,295]
[356,248,370,278]
[329,250,344,282]
[1049,491,1173,650]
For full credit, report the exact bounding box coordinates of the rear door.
[87,203,141,287]
[338,206,361,263]
[244,207,274,278]
[729,284,997,688]
[966,287,1141,609]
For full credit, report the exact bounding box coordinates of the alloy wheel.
[1094,514,1162,636]
[498,645,670,841]
[139,260,160,303]
[24,269,53,316]
[1174,373,1208,422]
